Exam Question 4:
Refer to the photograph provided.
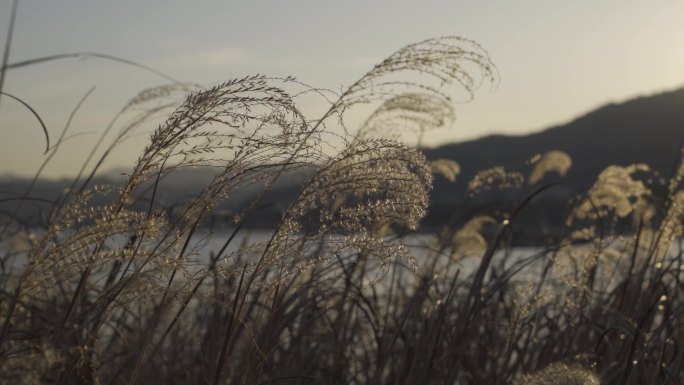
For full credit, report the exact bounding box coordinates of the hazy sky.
[1,0,683,178]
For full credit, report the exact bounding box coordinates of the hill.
[426,87,684,192]
[421,88,684,237]
[2,87,682,239]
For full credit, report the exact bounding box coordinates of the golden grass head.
[514,362,600,385]
[528,150,572,185]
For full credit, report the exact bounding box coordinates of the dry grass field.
[1,34,683,385]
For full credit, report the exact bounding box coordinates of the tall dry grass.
[0,34,683,385]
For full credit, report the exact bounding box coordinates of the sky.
[1,0,683,178]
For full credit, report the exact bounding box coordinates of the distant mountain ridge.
[2,87,683,236]
[420,87,684,233]
[425,87,684,191]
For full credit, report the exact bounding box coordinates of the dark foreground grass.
[1,36,683,385]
